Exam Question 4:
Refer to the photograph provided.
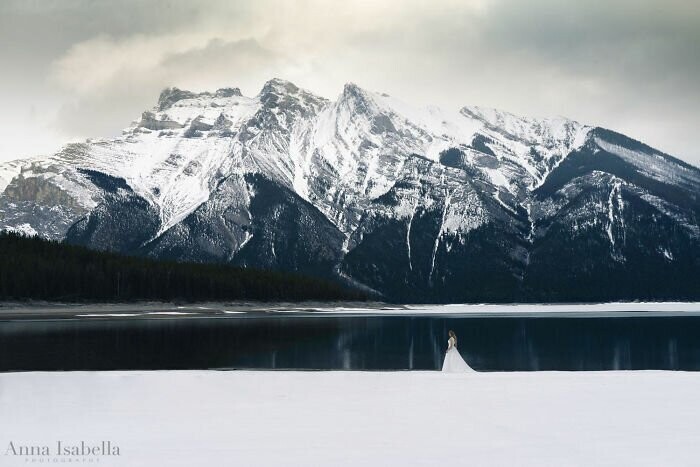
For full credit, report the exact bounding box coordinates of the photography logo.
[5,440,120,462]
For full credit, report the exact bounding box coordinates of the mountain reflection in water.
[1,307,699,372]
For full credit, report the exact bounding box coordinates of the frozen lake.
[1,302,700,371]
[1,370,698,466]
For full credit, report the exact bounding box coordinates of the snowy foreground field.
[1,371,699,466]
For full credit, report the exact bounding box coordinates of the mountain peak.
[461,105,579,128]
[341,82,374,99]
[342,82,361,92]
[339,82,379,115]
[2,78,699,303]
[157,87,198,110]
[260,78,301,96]
[214,87,242,98]
[156,86,243,111]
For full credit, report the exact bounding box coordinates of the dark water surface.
[1,307,700,371]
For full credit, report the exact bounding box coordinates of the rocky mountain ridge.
[1,78,698,302]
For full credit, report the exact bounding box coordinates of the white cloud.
[0,0,698,165]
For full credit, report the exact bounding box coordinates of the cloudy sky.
[1,0,698,165]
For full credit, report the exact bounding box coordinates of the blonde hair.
[448,330,457,344]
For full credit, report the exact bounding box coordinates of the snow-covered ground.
[1,370,699,466]
[2,301,699,319]
[288,301,700,316]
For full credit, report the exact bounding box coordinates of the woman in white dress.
[442,330,474,372]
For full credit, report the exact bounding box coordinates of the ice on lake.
[1,370,698,466]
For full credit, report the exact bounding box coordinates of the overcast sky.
[1,0,698,165]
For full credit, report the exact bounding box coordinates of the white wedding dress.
[442,336,473,372]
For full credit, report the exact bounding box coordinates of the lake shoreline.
[1,300,699,321]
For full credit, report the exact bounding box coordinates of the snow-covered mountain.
[1,79,699,302]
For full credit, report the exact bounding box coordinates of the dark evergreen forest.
[0,232,366,302]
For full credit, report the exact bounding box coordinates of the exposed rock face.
[214,87,242,98]
[157,87,199,111]
[2,79,699,302]
[139,111,184,131]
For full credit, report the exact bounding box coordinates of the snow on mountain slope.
[594,135,700,191]
[461,106,591,187]
[1,78,698,301]
[285,83,592,236]
[50,88,262,235]
[0,79,591,240]
[0,159,23,194]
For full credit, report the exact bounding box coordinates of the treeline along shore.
[0,232,367,302]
